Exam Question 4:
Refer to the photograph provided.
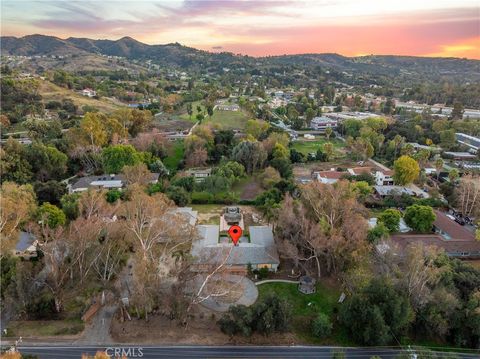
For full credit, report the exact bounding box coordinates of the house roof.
[71,173,160,191]
[16,231,36,252]
[192,225,279,266]
[433,210,476,241]
[374,185,415,196]
[390,234,480,256]
[316,171,345,179]
[348,167,373,176]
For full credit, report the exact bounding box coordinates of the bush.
[166,186,190,206]
[146,182,163,195]
[191,191,214,204]
[312,313,332,338]
[214,191,239,204]
[253,267,269,280]
[378,209,402,233]
[106,189,122,203]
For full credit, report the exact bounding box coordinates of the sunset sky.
[1,0,479,59]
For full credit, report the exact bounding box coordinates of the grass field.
[163,140,185,171]
[257,282,351,344]
[6,319,84,337]
[205,109,249,130]
[39,80,123,113]
[179,100,205,122]
[291,138,345,156]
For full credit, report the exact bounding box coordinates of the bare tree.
[455,174,480,217]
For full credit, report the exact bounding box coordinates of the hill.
[2,34,479,81]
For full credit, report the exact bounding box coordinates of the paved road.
[15,345,480,359]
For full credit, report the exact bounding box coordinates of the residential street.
[15,345,480,359]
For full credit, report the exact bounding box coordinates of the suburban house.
[185,168,212,183]
[443,152,477,160]
[348,166,374,177]
[12,231,38,259]
[389,234,480,259]
[456,133,480,153]
[385,210,480,259]
[69,173,160,193]
[310,117,338,131]
[313,170,345,184]
[373,185,416,198]
[192,225,280,275]
[374,169,395,186]
[81,88,97,97]
[216,104,240,111]
[433,210,476,241]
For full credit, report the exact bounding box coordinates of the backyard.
[291,137,345,157]
[163,140,184,171]
[256,281,350,345]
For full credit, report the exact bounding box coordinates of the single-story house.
[192,225,280,275]
[433,210,476,241]
[69,173,160,193]
[389,234,480,259]
[313,170,345,184]
[310,117,338,131]
[12,231,38,259]
[443,152,477,160]
[185,168,212,183]
[373,185,415,197]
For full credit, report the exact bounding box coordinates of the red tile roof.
[317,171,345,179]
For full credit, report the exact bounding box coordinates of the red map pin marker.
[228,225,242,246]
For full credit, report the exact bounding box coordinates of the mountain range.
[2,34,480,81]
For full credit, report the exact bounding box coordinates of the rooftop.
[433,210,476,241]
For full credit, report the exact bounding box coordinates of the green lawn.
[179,100,205,122]
[163,140,184,171]
[291,138,345,156]
[6,319,84,337]
[257,282,351,345]
[205,109,249,130]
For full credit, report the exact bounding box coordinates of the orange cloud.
[427,37,480,59]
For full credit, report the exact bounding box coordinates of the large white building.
[310,116,338,131]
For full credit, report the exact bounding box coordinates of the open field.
[232,176,263,200]
[38,80,124,113]
[179,100,205,122]
[291,137,345,156]
[205,109,249,130]
[6,319,84,337]
[163,140,185,170]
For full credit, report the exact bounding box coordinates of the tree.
[351,181,372,202]
[455,174,480,217]
[451,101,464,120]
[60,193,80,220]
[259,166,281,189]
[185,147,208,168]
[312,313,332,339]
[324,127,333,140]
[37,202,66,229]
[378,209,402,233]
[0,182,37,243]
[166,186,190,206]
[276,181,369,278]
[0,138,33,184]
[448,168,459,183]
[440,129,456,150]
[434,158,444,180]
[232,141,267,174]
[102,145,143,173]
[367,223,389,244]
[80,112,108,147]
[26,143,68,181]
[213,161,245,183]
[122,163,152,186]
[404,205,436,233]
[393,155,420,185]
[322,142,334,161]
[339,278,413,345]
[33,180,67,205]
[245,119,269,139]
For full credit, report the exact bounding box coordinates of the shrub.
[312,313,333,338]
[166,186,190,206]
[191,191,214,204]
[106,189,122,203]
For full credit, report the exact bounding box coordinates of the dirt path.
[75,305,117,345]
